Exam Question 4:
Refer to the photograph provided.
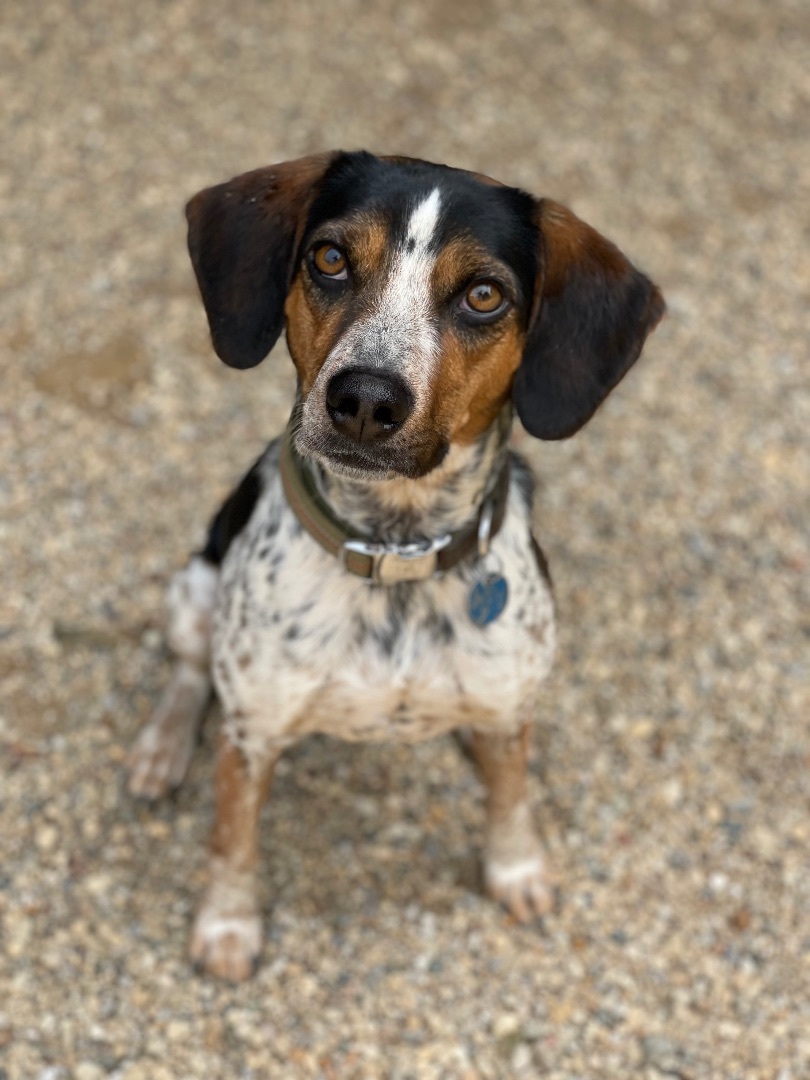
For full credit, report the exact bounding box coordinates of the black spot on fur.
[531,536,553,590]
[441,475,460,499]
[291,599,315,618]
[352,615,367,646]
[509,452,536,510]
[372,619,399,657]
[387,586,412,623]
[472,436,489,469]
[363,587,414,657]
[421,609,455,644]
[201,453,268,565]
[214,659,231,687]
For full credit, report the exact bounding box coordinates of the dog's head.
[187,151,664,479]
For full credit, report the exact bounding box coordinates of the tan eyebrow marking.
[431,236,519,304]
[307,212,390,283]
[349,216,389,279]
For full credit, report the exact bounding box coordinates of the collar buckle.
[341,534,452,584]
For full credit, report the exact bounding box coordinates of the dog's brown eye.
[312,244,348,279]
[465,282,504,314]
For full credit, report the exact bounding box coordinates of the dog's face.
[187,151,664,479]
[286,157,541,478]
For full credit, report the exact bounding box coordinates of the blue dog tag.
[468,574,509,627]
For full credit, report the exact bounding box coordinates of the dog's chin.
[296,431,448,482]
[317,452,400,481]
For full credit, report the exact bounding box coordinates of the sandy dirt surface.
[1,1,808,1076]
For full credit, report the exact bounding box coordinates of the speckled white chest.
[211,462,555,763]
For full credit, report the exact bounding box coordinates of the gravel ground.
[2,1,809,1077]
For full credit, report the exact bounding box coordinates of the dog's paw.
[126,666,209,800]
[484,854,555,922]
[189,904,263,982]
[126,719,197,800]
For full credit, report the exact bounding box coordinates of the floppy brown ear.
[512,199,665,439]
[185,152,338,369]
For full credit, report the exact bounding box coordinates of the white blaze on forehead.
[406,187,442,250]
[365,186,443,377]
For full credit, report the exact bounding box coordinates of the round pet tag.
[468,573,509,627]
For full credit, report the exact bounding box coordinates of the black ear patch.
[185,153,338,369]
[513,199,665,440]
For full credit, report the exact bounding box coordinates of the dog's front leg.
[470,725,555,921]
[128,557,218,799]
[190,734,279,981]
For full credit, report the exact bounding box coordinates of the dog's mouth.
[295,428,449,481]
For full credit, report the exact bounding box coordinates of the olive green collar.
[280,430,510,585]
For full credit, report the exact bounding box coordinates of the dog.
[127,150,664,981]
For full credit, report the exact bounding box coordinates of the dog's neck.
[306,408,512,544]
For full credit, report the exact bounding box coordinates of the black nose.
[325,368,414,444]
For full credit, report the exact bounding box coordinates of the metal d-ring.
[477,498,495,560]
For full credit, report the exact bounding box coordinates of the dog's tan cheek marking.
[455,328,524,443]
[429,323,524,445]
[284,277,346,396]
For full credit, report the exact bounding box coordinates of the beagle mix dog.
[127,150,664,981]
